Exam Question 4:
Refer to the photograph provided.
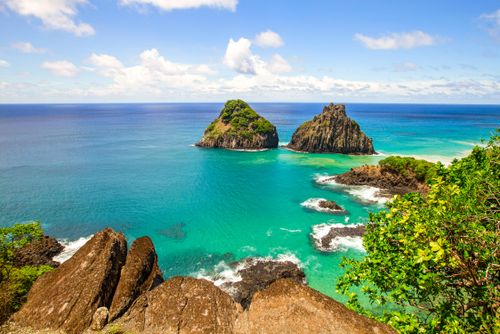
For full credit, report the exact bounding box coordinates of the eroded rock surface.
[286,103,375,154]
[116,277,242,334]
[11,228,127,334]
[14,236,64,268]
[109,236,164,321]
[235,279,397,334]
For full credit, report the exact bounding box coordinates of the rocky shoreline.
[4,228,395,334]
[310,224,366,253]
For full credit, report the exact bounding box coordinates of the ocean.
[0,103,498,300]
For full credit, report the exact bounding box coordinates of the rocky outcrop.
[115,277,242,334]
[311,224,366,252]
[234,279,396,334]
[11,228,127,334]
[220,258,306,308]
[109,237,164,321]
[333,163,429,197]
[318,200,345,212]
[196,100,279,150]
[14,236,63,268]
[286,103,375,154]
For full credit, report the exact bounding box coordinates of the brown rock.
[90,307,109,331]
[311,224,366,252]
[318,200,345,212]
[14,236,64,268]
[235,279,396,334]
[109,236,164,321]
[220,258,306,309]
[116,276,242,334]
[286,103,375,154]
[11,228,127,334]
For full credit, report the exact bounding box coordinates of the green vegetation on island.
[378,156,440,183]
[338,132,500,333]
[197,100,279,149]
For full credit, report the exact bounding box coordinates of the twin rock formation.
[197,100,375,154]
[8,228,395,334]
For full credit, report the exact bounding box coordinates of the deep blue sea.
[0,103,498,299]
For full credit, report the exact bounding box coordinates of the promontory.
[196,100,279,150]
[286,103,375,154]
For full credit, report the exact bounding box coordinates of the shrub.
[378,156,439,182]
[338,133,500,333]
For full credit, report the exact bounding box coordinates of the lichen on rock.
[196,100,279,150]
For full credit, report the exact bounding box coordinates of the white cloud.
[267,54,292,73]
[480,9,500,40]
[254,30,284,48]
[4,0,94,36]
[0,60,9,67]
[223,37,291,75]
[42,60,80,77]
[354,31,437,50]
[86,48,215,96]
[119,0,238,11]
[12,41,46,53]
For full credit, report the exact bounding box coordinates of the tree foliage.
[379,156,439,183]
[338,133,499,333]
[0,221,52,323]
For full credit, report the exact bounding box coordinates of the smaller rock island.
[286,103,375,154]
[196,99,279,150]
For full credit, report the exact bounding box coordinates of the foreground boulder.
[14,235,63,268]
[234,279,396,334]
[11,229,127,334]
[310,224,366,252]
[109,237,164,321]
[115,277,242,334]
[196,100,279,150]
[286,103,375,154]
[219,258,306,308]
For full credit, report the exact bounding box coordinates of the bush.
[378,156,439,182]
[0,222,53,323]
[338,133,500,333]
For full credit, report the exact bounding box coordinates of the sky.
[0,0,499,103]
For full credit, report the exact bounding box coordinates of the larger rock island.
[286,103,375,154]
[197,100,279,150]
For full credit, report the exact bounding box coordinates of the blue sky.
[0,0,499,103]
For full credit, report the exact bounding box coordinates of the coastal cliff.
[5,228,395,334]
[286,103,375,154]
[196,100,279,150]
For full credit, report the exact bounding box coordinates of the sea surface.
[0,103,498,300]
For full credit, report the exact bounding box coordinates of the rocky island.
[286,103,375,154]
[4,228,396,334]
[197,100,279,150]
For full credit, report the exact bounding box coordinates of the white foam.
[315,175,388,205]
[53,235,93,263]
[279,227,302,233]
[300,198,345,213]
[310,223,365,252]
[228,148,270,152]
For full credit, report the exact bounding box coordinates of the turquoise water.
[0,103,498,299]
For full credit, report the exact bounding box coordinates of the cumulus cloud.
[42,60,80,77]
[119,0,238,11]
[254,30,284,48]
[480,9,500,40]
[12,41,46,53]
[4,0,94,36]
[86,48,215,96]
[0,60,9,67]
[223,37,291,75]
[354,31,437,50]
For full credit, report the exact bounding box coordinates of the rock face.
[109,236,164,321]
[234,279,396,334]
[318,200,344,212]
[334,164,429,197]
[14,235,64,268]
[196,100,279,150]
[220,258,306,308]
[286,103,375,154]
[12,228,127,334]
[116,277,242,334]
